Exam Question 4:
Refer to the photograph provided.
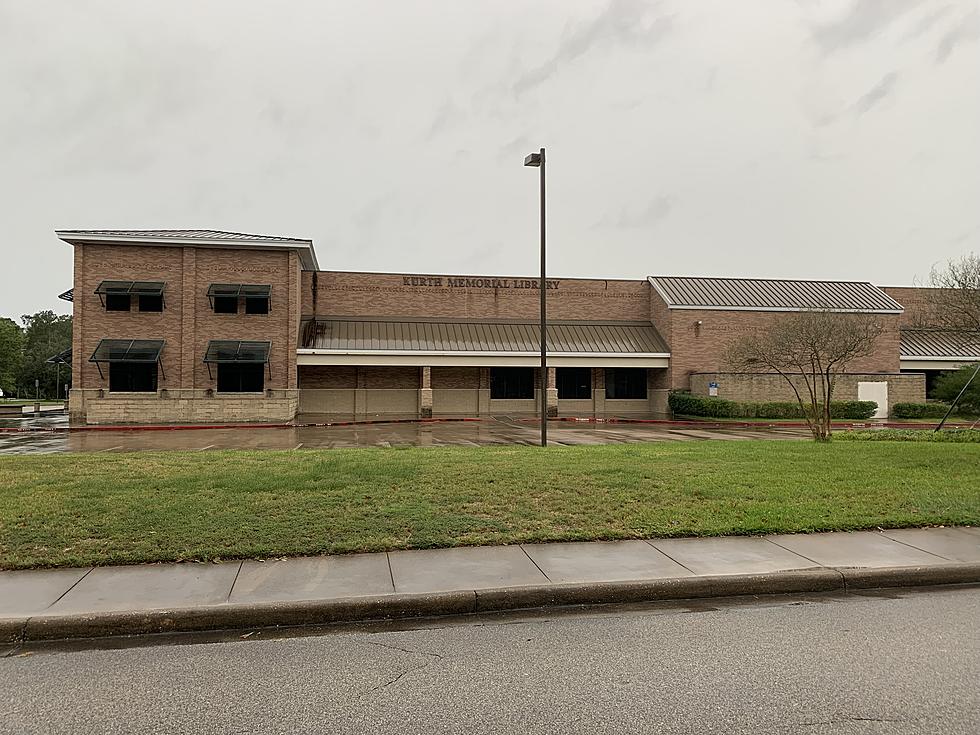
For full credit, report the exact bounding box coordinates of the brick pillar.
[478,367,490,415]
[420,366,433,418]
[354,367,366,418]
[593,367,606,417]
[180,247,197,392]
[546,367,558,417]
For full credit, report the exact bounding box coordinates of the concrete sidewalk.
[3,527,979,644]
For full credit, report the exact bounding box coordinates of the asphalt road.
[2,588,978,734]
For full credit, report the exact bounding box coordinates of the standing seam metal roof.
[300,318,670,354]
[56,229,310,242]
[649,276,903,312]
[900,329,980,359]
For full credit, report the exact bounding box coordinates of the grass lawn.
[1,441,978,570]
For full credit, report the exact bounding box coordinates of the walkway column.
[420,366,433,418]
[546,367,558,418]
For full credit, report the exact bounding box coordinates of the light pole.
[524,147,547,447]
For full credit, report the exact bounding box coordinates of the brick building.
[57,230,978,424]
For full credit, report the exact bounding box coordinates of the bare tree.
[926,253,980,331]
[727,311,884,441]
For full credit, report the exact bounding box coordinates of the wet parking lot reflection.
[0,416,808,454]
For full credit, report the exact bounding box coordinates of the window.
[109,363,157,392]
[490,367,534,399]
[208,284,271,314]
[96,281,165,312]
[213,296,238,314]
[605,368,647,399]
[138,294,163,312]
[217,363,265,392]
[105,294,131,311]
[244,295,269,314]
[557,367,592,399]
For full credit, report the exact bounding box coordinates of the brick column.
[180,247,197,392]
[420,366,433,418]
[478,367,490,415]
[546,367,558,417]
[354,367,366,418]
[593,367,606,417]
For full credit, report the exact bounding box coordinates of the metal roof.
[57,229,309,242]
[56,229,318,270]
[900,329,980,359]
[203,340,271,363]
[300,318,669,355]
[648,276,904,313]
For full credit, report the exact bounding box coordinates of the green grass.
[837,429,980,442]
[1,441,978,569]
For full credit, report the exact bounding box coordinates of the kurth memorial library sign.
[403,276,561,290]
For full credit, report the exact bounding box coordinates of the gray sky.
[1,0,978,318]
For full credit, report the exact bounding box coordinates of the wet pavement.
[0,416,809,454]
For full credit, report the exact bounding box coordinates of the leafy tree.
[933,364,980,416]
[727,310,884,442]
[0,317,25,397]
[15,311,72,399]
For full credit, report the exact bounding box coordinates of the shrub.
[668,392,877,420]
[892,402,952,419]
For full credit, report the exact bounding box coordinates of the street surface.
[2,587,977,734]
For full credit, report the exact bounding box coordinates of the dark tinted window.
[557,367,591,399]
[213,296,238,314]
[105,294,131,311]
[138,294,163,312]
[217,363,265,392]
[605,368,647,399]
[109,363,157,392]
[245,295,269,314]
[490,367,534,399]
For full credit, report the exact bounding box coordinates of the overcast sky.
[1,0,978,318]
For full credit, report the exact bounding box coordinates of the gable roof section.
[648,276,903,313]
[900,329,980,360]
[56,229,318,269]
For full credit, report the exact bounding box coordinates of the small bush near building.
[892,402,953,419]
[668,392,877,420]
[838,429,980,443]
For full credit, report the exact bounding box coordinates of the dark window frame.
[216,363,266,393]
[605,368,648,400]
[105,293,131,312]
[490,367,535,400]
[213,296,239,314]
[108,362,158,393]
[557,367,592,400]
[138,294,163,312]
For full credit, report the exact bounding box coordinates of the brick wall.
[663,308,902,390]
[689,372,925,414]
[301,271,650,321]
[73,389,298,424]
[70,242,302,423]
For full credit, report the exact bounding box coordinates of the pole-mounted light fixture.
[524,148,547,447]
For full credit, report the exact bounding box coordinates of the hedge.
[668,392,878,420]
[892,402,953,419]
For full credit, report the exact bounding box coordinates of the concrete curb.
[8,564,980,644]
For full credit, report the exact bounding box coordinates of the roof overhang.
[900,357,978,371]
[297,349,669,368]
[56,231,319,270]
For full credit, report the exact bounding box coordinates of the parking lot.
[0,416,809,454]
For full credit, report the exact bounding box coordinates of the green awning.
[95,281,165,296]
[206,284,271,297]
[203,340,271,363]
[46,347,72,365]
[89,339,165,363]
